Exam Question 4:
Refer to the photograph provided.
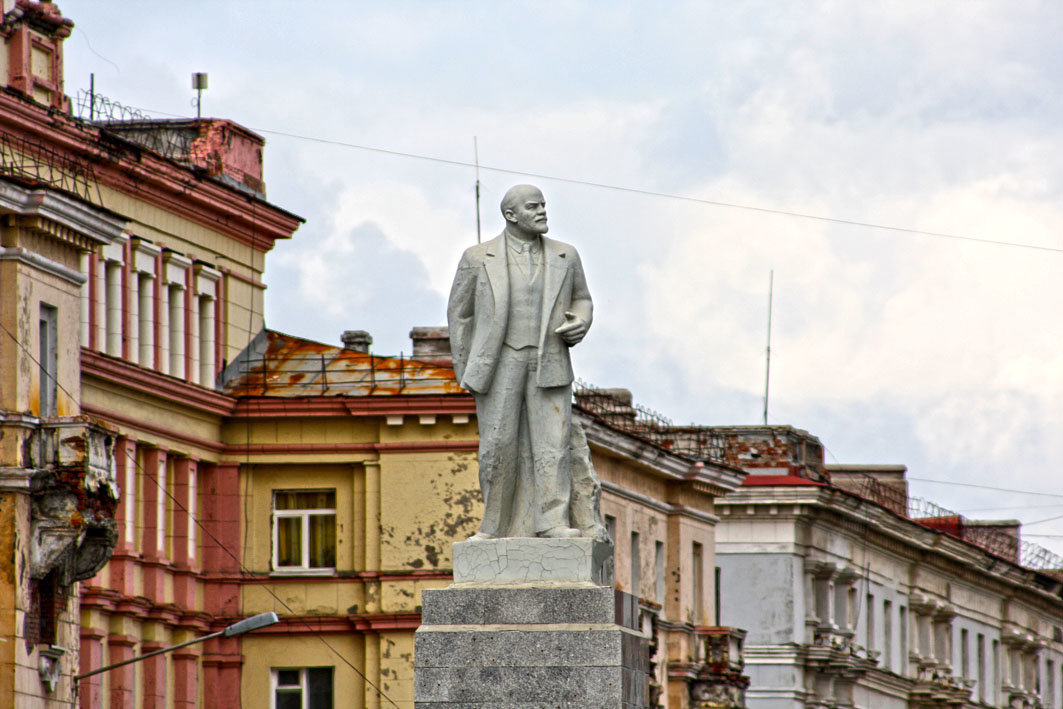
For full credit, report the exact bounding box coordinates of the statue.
[448,185,606,541]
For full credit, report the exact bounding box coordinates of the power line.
[960,504,1063,513]
[1022,512,1063,528]
[908,477,1063,499]
[0,321,400,709]
[103,101,1063,257]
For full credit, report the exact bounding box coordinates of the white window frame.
[270,667,333,709]
[271,490,336,575]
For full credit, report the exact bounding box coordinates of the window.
[882,600,893,670]
[39,303,57,417]
[977,634,986,702]
[961,628,969,678]
[899,606,907,670]
[630,531,640,598]
[992,639,999,702]
[273,491,336,571]
[692,542,704,623]
[655,541,665,604]
[1046,659,1054,708]
[272,667,333,709]
[604,515,616,545]
[866,593,874,650]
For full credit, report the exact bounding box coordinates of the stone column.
[365,461,382,572]
[138,273,154,367]
[78,627,105,709]
[79,251,90,347]
[158,282,170,375]
[172,457,198,607]
[105,260,122,357]
[169,284,185,377]
[141,639,167,709]
[107,634,137,709]
[173,647,199,708]
[188,292,200,385]
[140,447,169,600]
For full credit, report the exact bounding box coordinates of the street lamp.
[76,612,279,681]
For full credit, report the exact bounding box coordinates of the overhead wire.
[102,102,1063,257]
[0,320,401,709]
[907,477,1063,499]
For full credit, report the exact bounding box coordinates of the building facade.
[0,4,751,707]
[217,328,750,709]
[713,425,1063,709]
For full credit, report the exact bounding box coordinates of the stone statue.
[448,185,606,541]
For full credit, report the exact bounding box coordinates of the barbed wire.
[73,88,197,163]
[908,495,1063,573]
[0,127,100,204]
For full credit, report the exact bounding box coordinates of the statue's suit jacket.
[448,231,593,394]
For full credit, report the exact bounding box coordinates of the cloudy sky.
[63,1,1063,555]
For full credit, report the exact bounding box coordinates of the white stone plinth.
[452,537,614,587]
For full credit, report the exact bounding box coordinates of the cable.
[97,101,1063,257]
[1021,512,1063,528]
[959,504,1063,513]
[0,320,401,708]
[907,477,1063,499]
[76,27,121,74]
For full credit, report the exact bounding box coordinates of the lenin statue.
[448,185,606,541]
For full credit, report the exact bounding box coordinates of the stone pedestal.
[415,538,648,708]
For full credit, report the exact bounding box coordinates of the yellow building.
[219,328,748,708]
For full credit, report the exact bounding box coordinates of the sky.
[62,1,1063,557]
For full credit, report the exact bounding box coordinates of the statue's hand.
[554,311,588,345]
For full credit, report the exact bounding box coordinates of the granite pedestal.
[415,538,649,708]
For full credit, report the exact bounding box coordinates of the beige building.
[218,328,749,708]
[713,425,1063,709]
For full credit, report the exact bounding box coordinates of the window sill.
[269,568,336,577]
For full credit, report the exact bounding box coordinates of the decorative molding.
[0,245,86,285]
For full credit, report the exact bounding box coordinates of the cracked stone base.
[452,537,615,587]
[415,586,649,708]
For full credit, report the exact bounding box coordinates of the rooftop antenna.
[474,136,482,244]
[191,72,208,120]
[763,270,774,425]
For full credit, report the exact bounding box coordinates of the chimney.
[410,326,452,362]
[341,330,372,353]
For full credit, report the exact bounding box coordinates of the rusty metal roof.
[220,329,465,397]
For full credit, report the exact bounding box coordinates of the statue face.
[505,189,548,235]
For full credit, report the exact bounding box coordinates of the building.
[215,327,750,708]
[0,1,301,706]
[713,425,1063,709]
[0,3,750,707]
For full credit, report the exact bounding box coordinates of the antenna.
[474,136,482,244]
[191,72,208,120]
[763,270,774,425]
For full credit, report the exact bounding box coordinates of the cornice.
[718,485,1063,607]
[81,348,235,417]
[229,394,476,418]
[580,414,692,480]
[0,245,85,285]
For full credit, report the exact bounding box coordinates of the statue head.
[501,184,548,237]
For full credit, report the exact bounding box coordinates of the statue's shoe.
[467,531,496,541]
[540,526,581,539]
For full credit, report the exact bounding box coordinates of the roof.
[220,329,464,398]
